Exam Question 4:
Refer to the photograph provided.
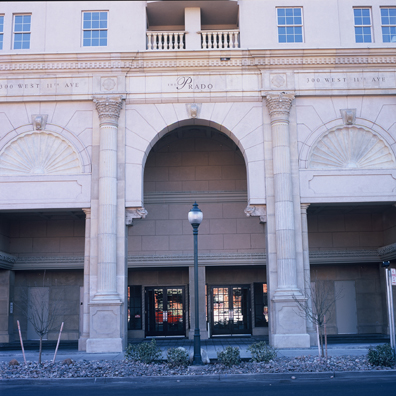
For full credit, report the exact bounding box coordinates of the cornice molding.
[378,243,396,261]
[0,251,17,270]
[9,249,381,270]
[144,191,248,204]
[0,49,395,73]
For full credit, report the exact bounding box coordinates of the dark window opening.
[128,285,142,330]
[254,283,268,327]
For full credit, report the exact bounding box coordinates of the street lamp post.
[188,202,203,365]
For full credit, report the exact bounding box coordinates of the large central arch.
[124,102,266,208]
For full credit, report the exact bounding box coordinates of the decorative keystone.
[340,109,356,125]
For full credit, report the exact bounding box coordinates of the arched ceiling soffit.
[308,126,396,170]
[146,119,247,164]
[0,131,83,176]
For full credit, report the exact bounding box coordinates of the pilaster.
[78,208,91,351]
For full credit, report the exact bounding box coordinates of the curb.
[1,370,396,385]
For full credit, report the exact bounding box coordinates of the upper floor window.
[0,16,4,50]
[381,8,396,43]
[354,8,372,43]
[13,14,31,49]
[82,11,107,47]
[277,8,303,43]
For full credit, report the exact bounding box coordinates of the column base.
[78,336,88,351]
[86,338,123,353]
[272,333,310,349]
[87,301,124,353]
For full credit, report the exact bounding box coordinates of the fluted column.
[266,93,299,295]
[265,93,310,348]
[93,96,123,301]
[78,208,91,351]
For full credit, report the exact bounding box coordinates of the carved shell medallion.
[0,132,82,175]
[308,127,395,169]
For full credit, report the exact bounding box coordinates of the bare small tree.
[293,276,343,358]
[17,273,64,364]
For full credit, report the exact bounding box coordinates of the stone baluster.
[93,96,123,302]
[201,32,207,49]
[266,93,299,296]
[147,32,152,50]
[153,33,158,50]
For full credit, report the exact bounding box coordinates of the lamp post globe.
[189,202,203,365]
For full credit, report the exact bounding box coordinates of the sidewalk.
[0,338,383,363]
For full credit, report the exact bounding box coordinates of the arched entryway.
[126,124,267,339]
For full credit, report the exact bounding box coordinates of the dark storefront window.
[254,283,268,327]
[128,285,142,330]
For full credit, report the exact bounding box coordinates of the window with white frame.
[381,8,396,43]
[13,14,31,49]
[277,8,303,43]
[0,16,4,50]
[353,8,372,43]
[82,11,108,47]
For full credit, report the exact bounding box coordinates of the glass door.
[211,285,251,336]
[145,287,185,336]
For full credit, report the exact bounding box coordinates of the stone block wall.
[311,264,385,334]
[0,216,10,252]
[144,130,247,193]
[383,206,396,246]
[0,270,13,342]
[308,210,384,252]
[13,270,83,341]
[8,216,85,257]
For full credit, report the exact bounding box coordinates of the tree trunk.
[320,331,324,358]
[39,336,43,365]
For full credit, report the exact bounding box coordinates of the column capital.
[265,92,295,123]
[244,204,267,223]
[93,95,123,126]
[82,208,91,218]
[300,203,310,214]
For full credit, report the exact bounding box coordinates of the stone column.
[266,93,310,348]
[301,204,315,341]
[94,96,123,301]
[78,208,91,351]
[87,96,123,353]
[189,265,208,339]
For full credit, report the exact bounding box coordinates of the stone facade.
[0,1,395,352]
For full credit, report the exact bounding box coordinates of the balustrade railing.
[146,30,240,50]
[201,30,240,49]
[146,31,186,50]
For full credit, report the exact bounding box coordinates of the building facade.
[0,0,395,352]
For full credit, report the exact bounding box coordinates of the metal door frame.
[209,284,251,336]
[145,286,186,337]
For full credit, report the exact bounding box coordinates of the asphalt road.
[2,376,396,396]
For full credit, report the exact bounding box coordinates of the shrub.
[167,347,189,367]
[367,344,395,367]
[217,346,240,367]
[247,341,277,363]
[125,339,162,364]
